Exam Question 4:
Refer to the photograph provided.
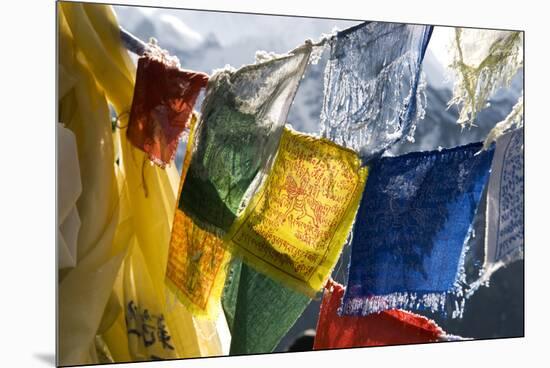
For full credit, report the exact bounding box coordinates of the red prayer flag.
[127,55,209,168]
[314,280,444,349]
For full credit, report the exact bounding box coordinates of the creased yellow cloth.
[58,6,129,365]
[58,2,224,364]
[225,127,368,296]
[58,123,82,269]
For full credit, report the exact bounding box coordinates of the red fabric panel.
[127,56,208,168]
[314,280,444,349]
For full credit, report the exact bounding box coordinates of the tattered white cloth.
[448,28,523,127]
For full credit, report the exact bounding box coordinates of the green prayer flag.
[222,259,311,354]
[179,44,313,235]
[222,258,243,333]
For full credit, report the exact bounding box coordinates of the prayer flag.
[448,28,523,126]
[225,127,367,296]
[475,128,524,287]
[321,22,432,160]
[127,52,208,168]
[179,44,313,235]
[165,115,231,318]
[314,280,444,349]
[222,259,311,354]
[342,142,494,316]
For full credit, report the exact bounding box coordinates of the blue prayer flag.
[342,142,494,316]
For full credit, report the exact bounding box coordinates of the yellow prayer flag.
[225,127,368,296]
[166,211,231,318]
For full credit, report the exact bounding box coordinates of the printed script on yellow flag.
[165,115,230,319]
[225,127,368,296]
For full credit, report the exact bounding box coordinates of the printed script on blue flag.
[342,142,494,316]
[320,22,433,161]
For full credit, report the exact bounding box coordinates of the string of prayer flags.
[179,43,313,235]
[224,127,368,296]
[58,3,525,361]
[342,142,494,316]
[320,22,433,160]
[222,259,311,355]
[314,280,445,349]
[448,28,523,127]
[127,48,209,168]
[473,128,524,289]
[165,115,231,319]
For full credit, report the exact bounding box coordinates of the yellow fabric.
[58,6,129,365]
[166,115,231,319]
[58,2,224,364]
[225,127,368,296]
[122,242,179,361]
[102,313,133,363]
[57,123,82,269]
[100,262,132,363]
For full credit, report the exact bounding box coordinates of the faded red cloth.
[127,55,209,168]
[314,280,444,349]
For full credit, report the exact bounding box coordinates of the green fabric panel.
[221,257,243,333]
[179,102,270,233]
[222,259,311,355]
